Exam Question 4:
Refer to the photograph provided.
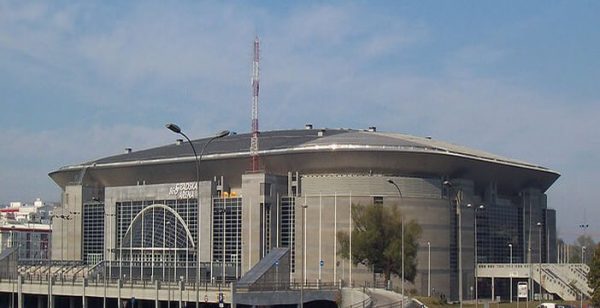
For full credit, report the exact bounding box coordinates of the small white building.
[0,199,53,259]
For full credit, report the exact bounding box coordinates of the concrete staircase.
[477,263,590,301]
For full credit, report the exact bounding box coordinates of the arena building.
[48,126,560,301]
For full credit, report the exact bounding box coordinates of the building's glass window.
[83,202,104,264]
[280,197,296,272]
[212,197,243,279]
[115,198,199,279]
[260,183,272,196]
[477,203,523,263]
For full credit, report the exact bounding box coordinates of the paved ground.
[369,288,406,307]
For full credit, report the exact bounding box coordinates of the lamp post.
[443,180,464,308]
[300,202,308,308]
[536,222,543,301]
[467,204,484,307]
[104,211,116,308]
[580,224,589,264]
[508,243,513,303]
[526,195,533,304]
[581,245,586,308]
[166,124,229,308]
[217,207,227,284]
[387,179,404,307]
[579,223,589,308]
[163,220,171,308]
[428,241,431,297]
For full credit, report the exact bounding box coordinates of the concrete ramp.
[234,248,339,306]
[237,247,290,291]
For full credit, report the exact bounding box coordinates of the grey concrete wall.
[296,174,480,302]
[241,173,265,275]
[51,185,84,261]
[240,173,287,276]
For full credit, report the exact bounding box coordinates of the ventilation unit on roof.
[305,124,313,130]
[176,139,183,145]
[124,148,132,154]
[368,126,377,132]
[318,129,325,137]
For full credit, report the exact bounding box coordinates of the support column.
[37,295,43,308]
[82,278,87,308]
[117,279,121,308]
[155,280,160,308]
[69,296,75,308]
[48,275,53,308]
[179,280,183,308]
[491,276,495,302]
[231,282,236,308]
[17,275,23,308]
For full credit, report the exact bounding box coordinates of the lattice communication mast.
[250,37,260,171]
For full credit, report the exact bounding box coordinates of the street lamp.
[387,179,405,306]
[427,241,431,297]
[166,123,229,308]
[579,223,589,308]
[537,222,543,300]
[300,202,308,308]
[104,211,116,308]
[443,180,464,308]
[217,207,228,284]
[466,203,484,307]
[580,223,589,263]
[508,243,513,303]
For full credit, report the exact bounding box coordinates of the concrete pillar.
[231,282,236,308]
[48,275,53,308]
[69,296,75,308]
[179,280,183,308]
[37,295,43,308]
[82,278,87,308]
[117,279,121,308]
[491,276,495,301]
[155,280,159,308]
[17,275,23,308]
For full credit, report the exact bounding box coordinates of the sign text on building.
[168,183,197,199]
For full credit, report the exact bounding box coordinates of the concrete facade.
[45,128,560,303]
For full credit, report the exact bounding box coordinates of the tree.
[588,243,600,306]
[337,202,422,282]
[569,235,596,265]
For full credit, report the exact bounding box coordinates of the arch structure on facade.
[121,204,196,252]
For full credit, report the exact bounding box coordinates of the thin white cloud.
[0,1,598,241]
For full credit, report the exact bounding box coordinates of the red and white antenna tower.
[250,37,260,171]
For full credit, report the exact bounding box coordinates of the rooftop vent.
[176,139,183,145]
[426,136,432,140]
[368,126,377,132]
[318,129,325,137]
[124,148,132,154]
[305,124,313,130]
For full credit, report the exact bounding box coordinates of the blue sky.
[1,1,599,242]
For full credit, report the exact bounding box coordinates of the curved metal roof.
[49,128,560,192]
[56,128,555,172]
